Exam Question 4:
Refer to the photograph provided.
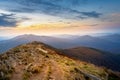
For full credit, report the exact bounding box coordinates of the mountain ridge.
[1,34,120,54]
[62,47,120,72]
[0,41,120,80]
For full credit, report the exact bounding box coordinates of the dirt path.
[50,60,64,80]
[28,60,64,80]
[30,65,48,80]
[11,65,24,80]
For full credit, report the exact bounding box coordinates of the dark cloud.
[0,13,30,27]
[9,0,102,19]
[10,7,35,13]
[0,0,103,27]
[89,24,99,26]
[80,11,102,18]
[0,13,17,27]
[70,0,88,5]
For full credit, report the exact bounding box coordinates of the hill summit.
[0,41,120,80]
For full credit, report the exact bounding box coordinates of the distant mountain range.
[0,34,74,53]
[0,41,120,80]
[0,34,120,54]
[99,34,120,44]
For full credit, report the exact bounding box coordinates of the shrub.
[23,71,31,80]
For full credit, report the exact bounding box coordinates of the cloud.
[10,7,35,13]
[0,0,102,27]
[85,24,99,27]
[70,0,88,5]
[0,13,17,27]
[5,0,102,19]
[0,13,30,27]
[80,11,102,18]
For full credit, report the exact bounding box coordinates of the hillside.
[0,34,73,53]
[0,41,120,80]
[63,47,120,71]
[99,34,120,44]
[0,34,120,54]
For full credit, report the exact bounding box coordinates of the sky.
[0,0,120,37]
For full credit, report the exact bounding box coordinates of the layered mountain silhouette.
[0,34,74,53]
[0,34,120,54]
[99,34,120,44]
[62,47,120,71]
[0,41,120,80]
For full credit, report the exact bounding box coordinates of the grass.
[0,74,11,80]
[1,54,9,60]
[45,65,52,80]
[13,47,20,53]
[30,65,42,74]
[23,71,31,80]
[1,42,118,80]
[0,63,14,80]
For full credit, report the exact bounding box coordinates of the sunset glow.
[0,0,120,37]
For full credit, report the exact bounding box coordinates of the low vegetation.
[0,41,120,80]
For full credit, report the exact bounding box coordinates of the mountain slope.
[63,47,120,71]
[0,34,74,53]
[0,41,120,80]
[0,34,120,54]
[99,34,120,44]
[68,35,120,53]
